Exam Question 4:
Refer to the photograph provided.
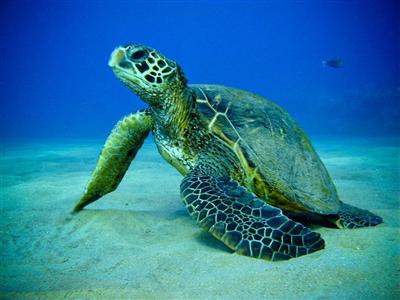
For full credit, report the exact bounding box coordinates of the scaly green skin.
[180,158,324,261]
[73,110,152,213]
[73,44,383,261]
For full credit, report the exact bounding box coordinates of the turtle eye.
[130,50,148,61]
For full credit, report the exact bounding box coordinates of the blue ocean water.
[1,0,399,139]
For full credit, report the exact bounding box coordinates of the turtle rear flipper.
[332,202,383,229]
[180,169,325,261]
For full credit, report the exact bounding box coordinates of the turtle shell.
[191,84,340,214]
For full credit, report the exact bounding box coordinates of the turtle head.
[108,44,187,107]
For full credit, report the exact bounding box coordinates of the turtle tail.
[331,202,383,229]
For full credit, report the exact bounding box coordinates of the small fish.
[322,58,343,68]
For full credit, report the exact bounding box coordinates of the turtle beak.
[108,47,137,81]
[108,46,144,91]
[108,46,126,68]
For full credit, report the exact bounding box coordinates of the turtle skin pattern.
[180,169,325,261]
[336,202,383,229]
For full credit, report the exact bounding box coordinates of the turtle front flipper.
[72,110,153,213]
[180,169,325,261]
[331,202,383,229]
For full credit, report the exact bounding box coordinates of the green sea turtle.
[72,44,382,261]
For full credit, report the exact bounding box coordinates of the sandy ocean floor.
[0,136,399,299]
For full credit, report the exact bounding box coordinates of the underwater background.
[1,0,399,138]
[1,1,399,299]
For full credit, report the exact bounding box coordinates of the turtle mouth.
[108,46,142,86]
[108,47,126,68]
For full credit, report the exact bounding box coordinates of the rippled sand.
[1,137,399,299]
